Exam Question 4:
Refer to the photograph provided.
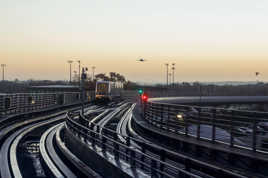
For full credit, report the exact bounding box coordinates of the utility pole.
[92,66,96,81]
[165,63,169,88]
[81,67,88,115]
[169,73,172,88]
[172,63,175,88]
[67,60,73,84]
[77,60,81,85]
[1,64,6,81]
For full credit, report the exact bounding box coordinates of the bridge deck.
[133,107,268,163]
[149,96,268,105]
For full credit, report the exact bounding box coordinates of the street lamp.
[81,67,88,115]
[169,73,172,88]
[1,64,6,81]
[172,63,175,88]
[67,60,73,84]
[77,60,81,85]
[165,63,169,88]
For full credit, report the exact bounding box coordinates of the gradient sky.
[1,0,268,83]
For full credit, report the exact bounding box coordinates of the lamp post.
[67,60,73,83]
[169,73,172,88]
[77,60,81,85]
[172,63,175,88]
[165,63,169,88]
[1,64,6,81]
[81,67,88,115]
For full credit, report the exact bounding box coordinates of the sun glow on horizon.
[1,0,268,82]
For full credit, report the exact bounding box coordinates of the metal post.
[230,110,234,147]
[143,101,147,120]
[172,63,175,88]
[197,108,201,139]
[160,104,164,129]
[81,67,87,115]
[185,113,188,136]
[165,63,169,89]
[67,60,73,83]
[78,60,81,85]
[212,108,216,143]
[167,105,170,131]
[252,114,257,152]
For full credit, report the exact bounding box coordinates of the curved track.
[0,112,66,178]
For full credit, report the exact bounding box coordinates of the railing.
[143,101,268,153]
[0,92,81,117]
[66,112,202,178]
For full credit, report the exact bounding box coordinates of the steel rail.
[66,112,202,178]
[79,110,250,178]
[97,102,129,134]
[40,124,76,178]
[10,118,66,178]
[0,114,65,178]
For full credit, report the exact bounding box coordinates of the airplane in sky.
[137,58,147,62]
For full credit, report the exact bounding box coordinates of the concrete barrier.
[64,127,132,178]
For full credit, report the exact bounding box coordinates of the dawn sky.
[1,0,268,83]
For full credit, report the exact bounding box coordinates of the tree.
[95,73,106,81]
[109,72,116,82]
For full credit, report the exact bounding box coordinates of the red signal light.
[141,94,148,102]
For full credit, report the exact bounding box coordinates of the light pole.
[92,66,96,81]
[67,60,73,83]
[165,63,169,88]
[81,67,88,115]
[1,64,6,81]
[169,73,172,88]
[77,60,81,85]
[172,63,175,88]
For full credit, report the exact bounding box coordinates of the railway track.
[77,103,260,178]
[0,104,97,178]
[1,100,262,178]
[66,105,200,178]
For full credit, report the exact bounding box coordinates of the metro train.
[95,81,123,103]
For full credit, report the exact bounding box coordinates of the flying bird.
[256,72,260,76]
[137,58,147,62]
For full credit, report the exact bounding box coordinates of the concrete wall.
[64,127,132,178]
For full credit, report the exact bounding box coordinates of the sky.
[1,0,268,83]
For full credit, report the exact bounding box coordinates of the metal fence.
[0,92,81,117]
[66,112,202,178]
[143,101,268,153]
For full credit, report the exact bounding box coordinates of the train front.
[95,81,111,103]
